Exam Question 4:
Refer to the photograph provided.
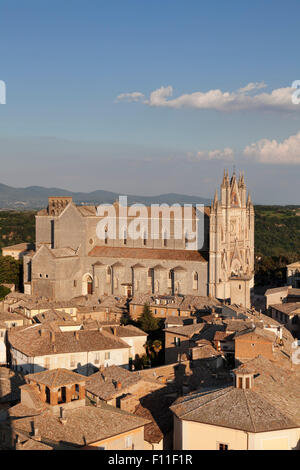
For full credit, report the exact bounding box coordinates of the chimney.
[32,422,41,441]
[59,407,67,425]
[116,381,122,390]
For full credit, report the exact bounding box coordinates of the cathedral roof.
[88,246,208,263]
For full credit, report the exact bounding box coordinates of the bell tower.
[209,170,254,308]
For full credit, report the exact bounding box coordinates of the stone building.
[85,365,163,409]
[287,261,300,288]
[0,368,149,450]
[2,242,34,261]
[23,171,254,308]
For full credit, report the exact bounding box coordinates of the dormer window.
[235,371,254,390]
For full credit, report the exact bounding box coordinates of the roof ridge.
[51,368,61,388]
[179,386,233,418]
[243,389,257,432]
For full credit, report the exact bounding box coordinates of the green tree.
[137,303,159,332]
[152,339,163,356]
[0,285,10,300]
[0,256,21,286]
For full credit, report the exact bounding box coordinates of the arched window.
[104,227,108,245]
[58,386,67,404]
[143,232,147,246]
[163,231,167,247]
[184,232,189,248]
[168,270,173,290]
[106,266,112,283]
[147,268,153,287]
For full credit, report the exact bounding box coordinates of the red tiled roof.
[88,246,208,262]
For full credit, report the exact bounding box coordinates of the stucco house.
[7,323,132,375]
[171,355,300,450]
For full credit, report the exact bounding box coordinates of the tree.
[152,339,163,356]
[137,303,159,332]
[0,285,10,300]
[0,256,21,286]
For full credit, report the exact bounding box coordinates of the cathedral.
[23,170,254,308]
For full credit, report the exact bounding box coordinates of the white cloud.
[116,83,298,112]
[115,92,145,103]
[243,130,300,164]
[237,81,267,93]
[188,147,234,162]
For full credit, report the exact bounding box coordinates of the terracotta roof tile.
[88,246,208,263]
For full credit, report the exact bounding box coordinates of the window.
[174,337,181,347]
[105,352,110,360]
[104,227,108,245]
[125,436,132,449]
[163,231,167,247]
[218,443,228,451]
[106,266,112,283]
[94,353,100,364]
[168,270,173,288]
[193,272,198,290]
[70,356,76,368]
[143,232,147,246]
[123,229,127,245]
[147,268,153,287]
[73,280,77,287]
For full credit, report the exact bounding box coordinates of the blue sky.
[0,0,299,203]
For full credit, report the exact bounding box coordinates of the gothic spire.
[247,192,252,206]
[213,189,218,207]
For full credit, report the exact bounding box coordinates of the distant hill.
[0,183,211,209]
